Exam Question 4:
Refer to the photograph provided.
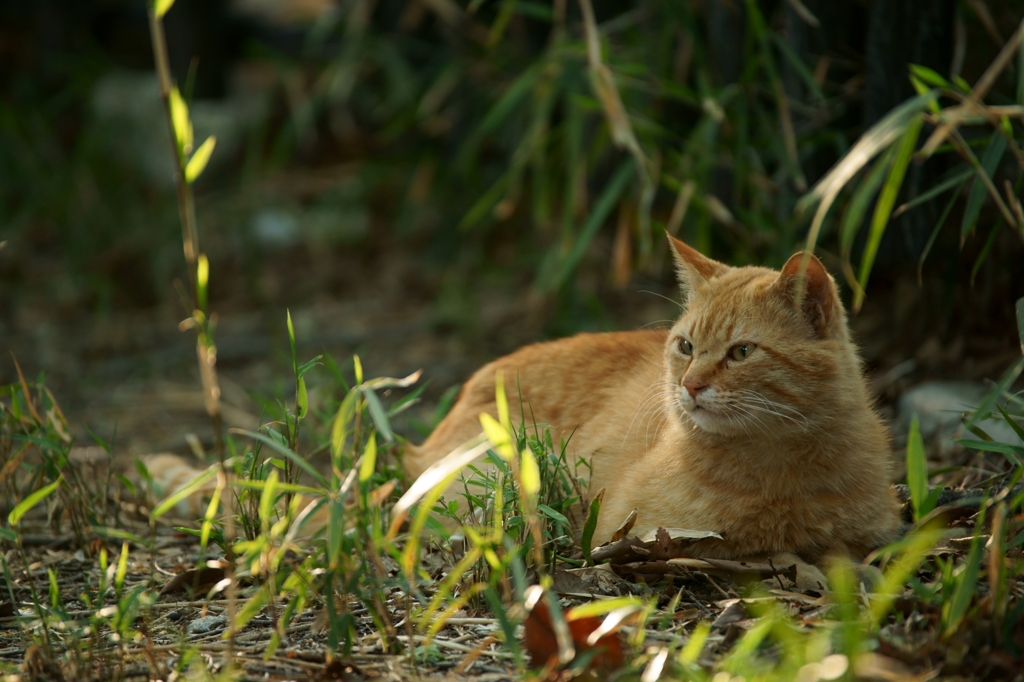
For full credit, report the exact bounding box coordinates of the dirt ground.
[3,232,1022,462]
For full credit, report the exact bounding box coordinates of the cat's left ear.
[667,235,728,298]
[775,252,846,339]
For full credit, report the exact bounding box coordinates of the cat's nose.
[683,378,708,398]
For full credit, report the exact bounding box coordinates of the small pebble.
[187,615,228,635]
[166,611,181,621]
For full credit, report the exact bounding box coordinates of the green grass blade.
[548,159,633,291]
[770,32,825,103]
[854,115,922,311]
[995,404,1024,442]
[943,505,987,637]
[965,356,1024,430]
[961,133,1008,240]
[233,429,328,488]
[1018,17,1024,105]
[1016,297,1024,351]
[918,181,967,281]
[893,167,973,219]
[581,492,602,565]
[286,309,298,377]
[956,439,1024,465]
[457,64,542,169]
[484,586,522,662]
[906,415,932,521]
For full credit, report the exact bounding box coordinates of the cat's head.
[664,235,857,437]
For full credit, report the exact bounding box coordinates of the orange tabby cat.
[404,236,901,566]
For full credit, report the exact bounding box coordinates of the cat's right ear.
[667,235,728,296]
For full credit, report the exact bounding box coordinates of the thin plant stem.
[147,4,237,663]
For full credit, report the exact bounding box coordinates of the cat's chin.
[683,405,730,433]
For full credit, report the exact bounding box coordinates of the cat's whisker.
[638,289,683,310]
[649,412,670,453]
[726,402,776,440]
[735,389,808,419]
[636,395,673,449]
[733,391,811,424]
[734,400,810,429]
[623,383,675,446]
[731,399,829,448]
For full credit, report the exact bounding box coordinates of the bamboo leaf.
[8,477,61,525]
[353,355,363,385]
[297,355,323,380]
[893,167,973,219]
[537,503,567,526]
[151,464,219,519]
[361,387,393,442]
[330,390,359,461]
[388,437,491,539]
[296,377,308,419]
[168,87,192,157]
[961,133,1008,239]
[854,115,922,311]
[480,413,514,460]
[359,434,377,482]
[259,469,278,527]
[798,92,935,254]
[520,446,540,498]
[232,429,327,488]
[196,253,209,313]
[185,135,216,183]
[909,64,950,89]
[568,595,644,620]
[115,541,129,594]
[153,0,176,18]
[494,371,510,430]
[839,147,893,257]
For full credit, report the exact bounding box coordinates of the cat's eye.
[679,338,693,355]
[730,344,755,361]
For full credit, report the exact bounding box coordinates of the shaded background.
[0,0,1022,459]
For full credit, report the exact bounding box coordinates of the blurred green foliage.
[1,1,1022,322]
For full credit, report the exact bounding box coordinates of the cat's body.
[404,237,901,564]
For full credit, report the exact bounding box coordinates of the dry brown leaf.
[158,562,228,598]
[610,508,638,542]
